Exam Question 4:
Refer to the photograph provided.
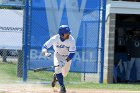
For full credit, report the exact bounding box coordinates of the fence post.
[17,50,23,77]
[23,0,29,82]
[99,0,106,83]
[2,49,7,62]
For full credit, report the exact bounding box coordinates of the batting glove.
[42,49,47,55]
[42,49,51,57]
[44,52,51,57]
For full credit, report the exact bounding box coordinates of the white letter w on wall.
[66,0,86,40]
[45,0,66,37]
[45,0,86,40]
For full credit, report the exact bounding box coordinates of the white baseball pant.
[54,52,71,77]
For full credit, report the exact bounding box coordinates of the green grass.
[1,61,140,91]
[0,61,81,83]
[28,71,81,82]
[67,83,140,91]
[0,62,22,83]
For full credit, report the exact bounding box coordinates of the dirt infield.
[0,84,139,93]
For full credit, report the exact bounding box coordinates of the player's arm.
[66,38,76,62]
[66,53,75,62]
[42,36,55,56]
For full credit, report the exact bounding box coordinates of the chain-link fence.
[0,0,106,85]
[0,8,23,83]
[27,0,103,84]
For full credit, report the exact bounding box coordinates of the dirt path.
[0,84,139,93]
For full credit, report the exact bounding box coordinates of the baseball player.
[42,25,76,93]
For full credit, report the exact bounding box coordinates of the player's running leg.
[55,66,66,93]
[52,73,58,87]
[52,73,58,92]
[62,61,71,77]
[60,86,66,93]
[56,73,66,93]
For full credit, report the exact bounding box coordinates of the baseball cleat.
[59,86,66,93]
[52,73,58,87]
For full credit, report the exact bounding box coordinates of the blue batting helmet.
[58,25,71,37]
